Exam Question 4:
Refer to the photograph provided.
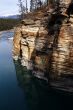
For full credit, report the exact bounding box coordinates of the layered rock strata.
[13,1,73,81]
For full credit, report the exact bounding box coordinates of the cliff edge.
[13,0,73,91]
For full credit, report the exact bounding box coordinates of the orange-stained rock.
[13,27,21,60]
[51,24,73,78]
[13,1,73,81]
[34,55,49,71]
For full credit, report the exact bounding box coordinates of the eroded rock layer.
[13,0,73,81]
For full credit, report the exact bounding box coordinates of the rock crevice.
[13,0,73,81]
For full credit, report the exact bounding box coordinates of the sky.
[0,0,30,16]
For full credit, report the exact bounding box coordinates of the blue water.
[0,31,73,110]
[0,31,27,110]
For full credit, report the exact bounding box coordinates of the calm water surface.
[0,31,27,110]
[0,31,73,110]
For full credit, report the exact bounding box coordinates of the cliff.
[13,0,73,90]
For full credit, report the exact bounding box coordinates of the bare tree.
[30,0,42,11]
[46,0,49,5]
[30,0,33,11]
[30,0,36,11]
[37,0,42,8]
[26,0,28,13]
[18,0,28,19]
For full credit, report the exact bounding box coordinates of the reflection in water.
[0,31,27,110]
[14,60,73,110]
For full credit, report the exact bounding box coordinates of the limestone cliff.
[13,0,73,82]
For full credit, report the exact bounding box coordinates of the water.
[0,31,27,110]
[0,31,73,110]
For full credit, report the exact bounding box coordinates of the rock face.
[13,1,73,82]
[51,23,73,77]
[13,27,21,60]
